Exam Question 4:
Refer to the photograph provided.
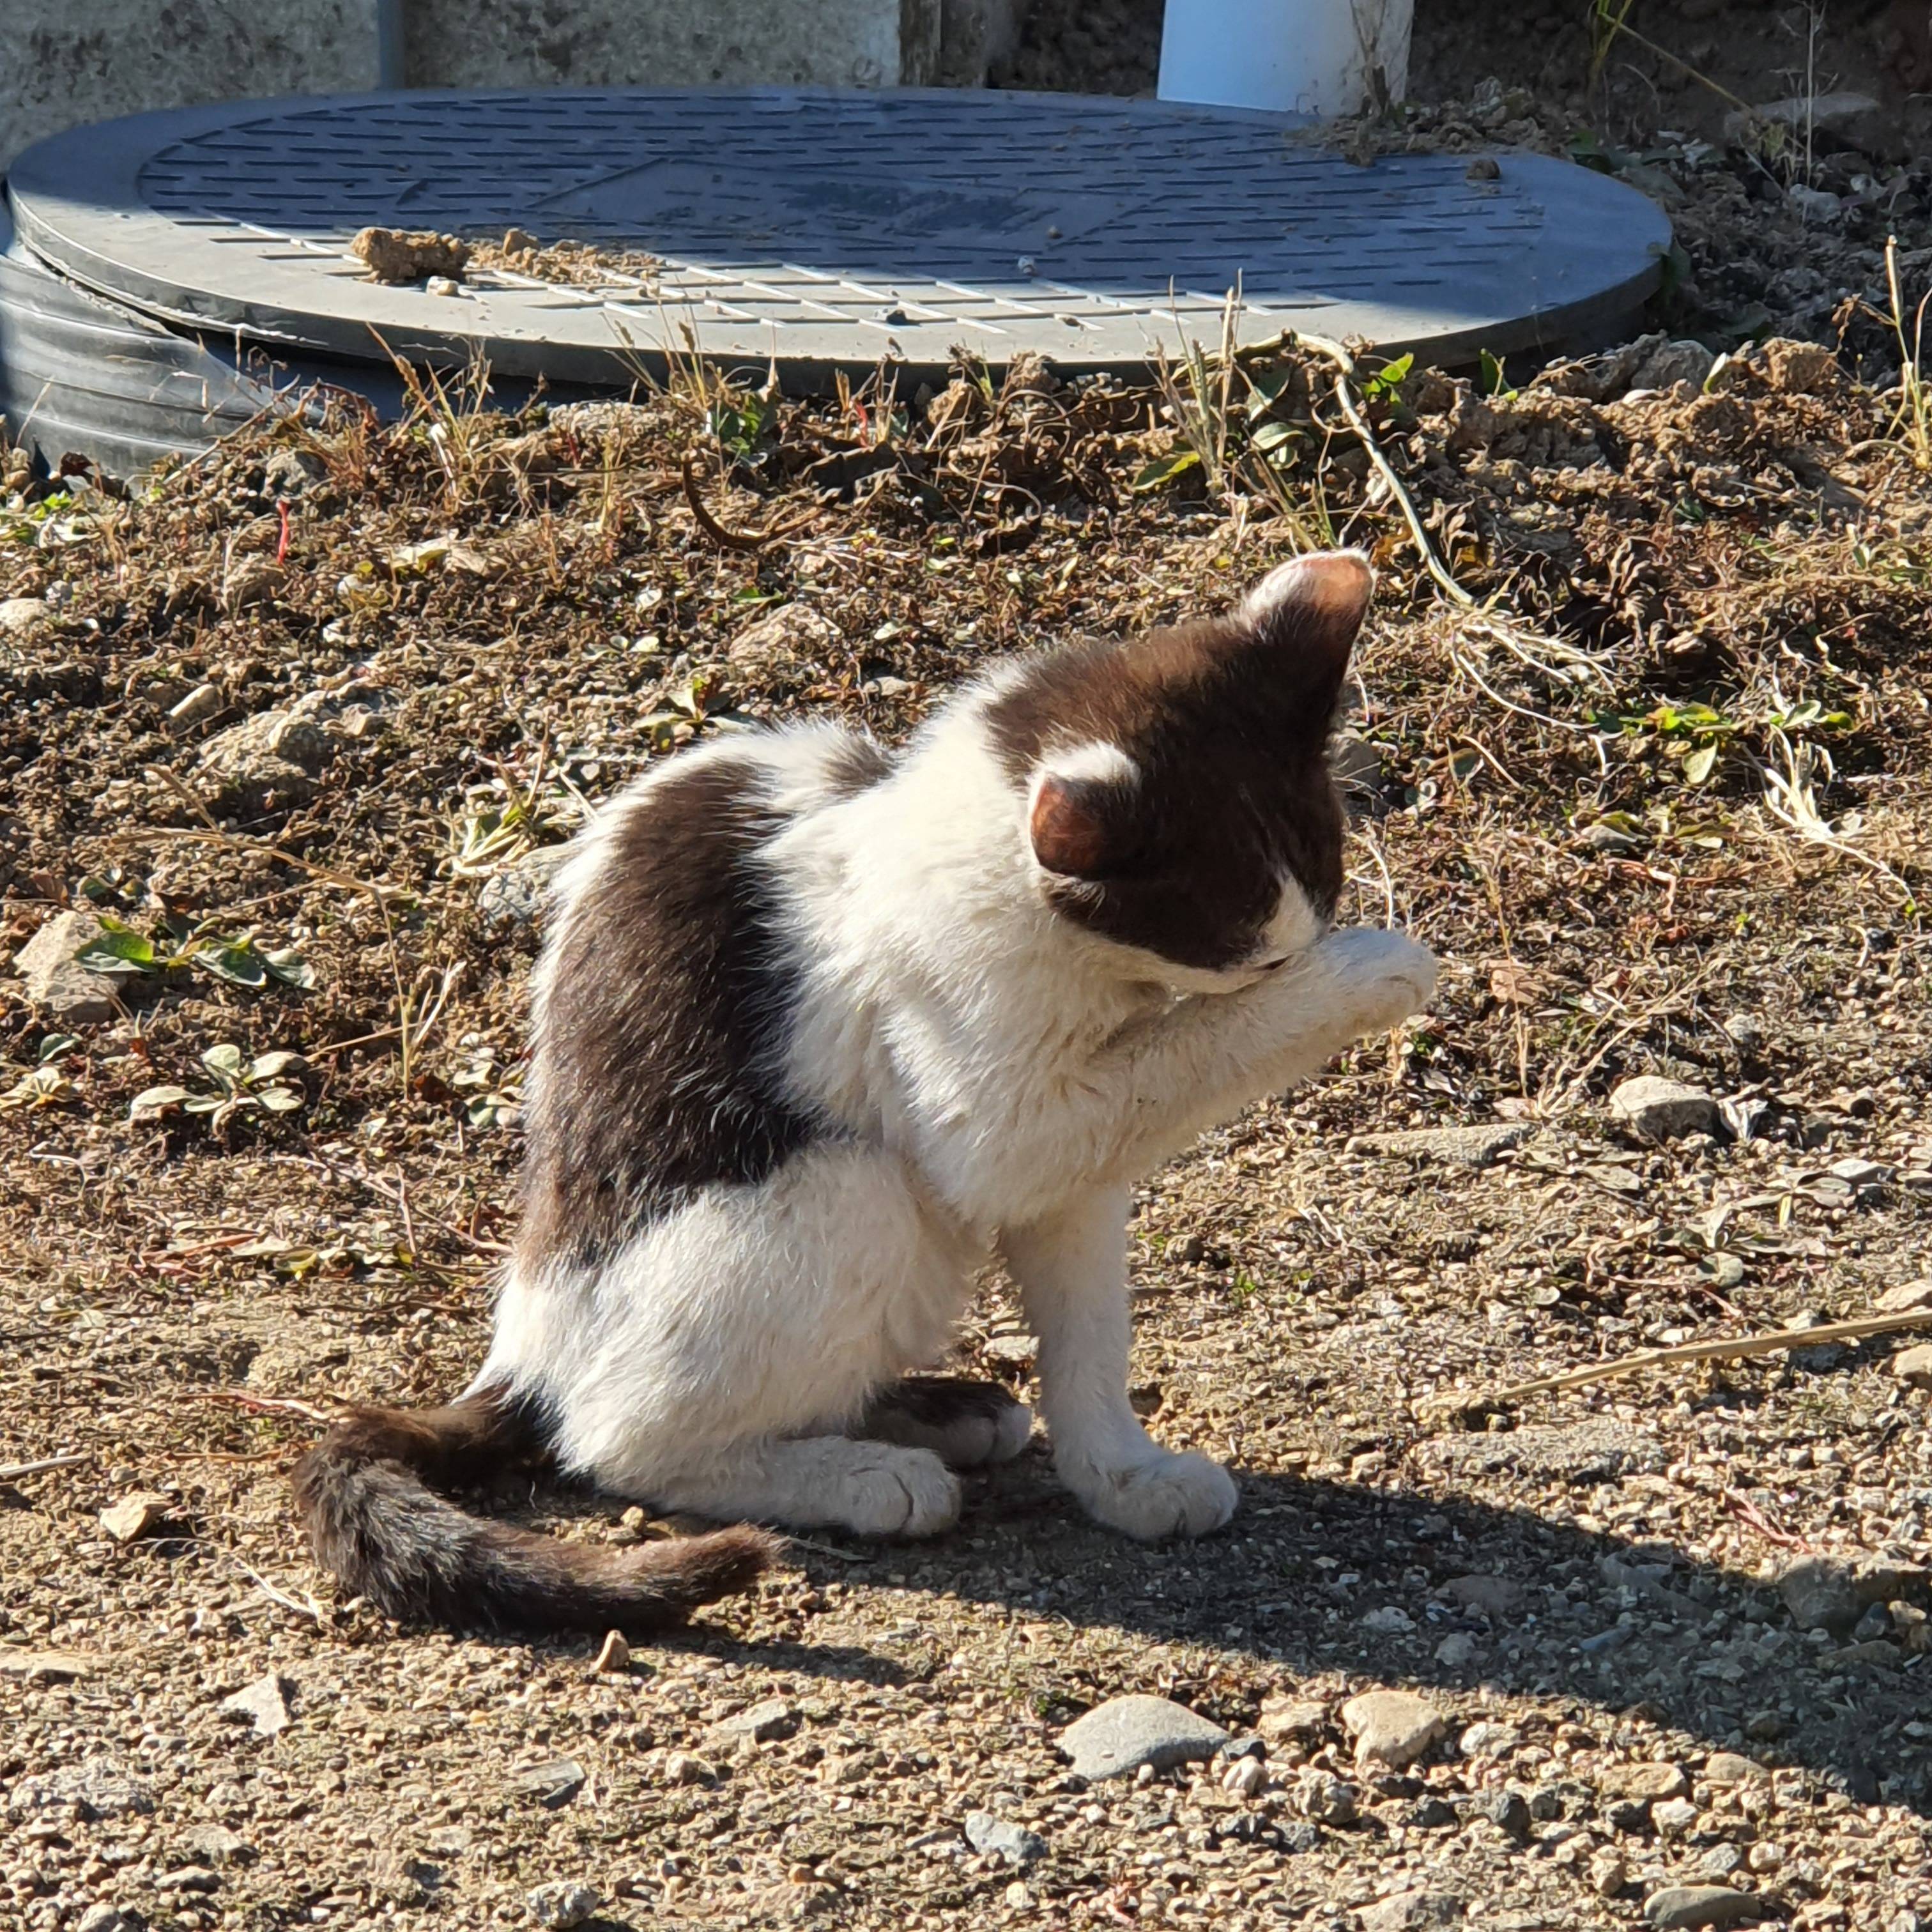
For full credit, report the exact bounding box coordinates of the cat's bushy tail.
[292,1390,778,1634]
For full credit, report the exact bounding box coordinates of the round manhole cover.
[7,88,1671,382]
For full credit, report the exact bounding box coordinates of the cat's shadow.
[681,1447,1926,1819]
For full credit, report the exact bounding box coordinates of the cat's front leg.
[1001,1185,1236,1540]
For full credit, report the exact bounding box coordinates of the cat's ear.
[1029,749,1136,878]
[1238,549,1372,654]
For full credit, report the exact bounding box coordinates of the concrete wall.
[4,2,382,174]
[1,0,1023,171]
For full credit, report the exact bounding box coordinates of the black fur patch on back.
[519,751,817,1270]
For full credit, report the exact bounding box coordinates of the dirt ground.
[4,22,1932,1932]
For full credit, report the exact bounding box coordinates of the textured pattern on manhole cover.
[8,89,1671,379]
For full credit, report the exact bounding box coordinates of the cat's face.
[987,551,1365,990]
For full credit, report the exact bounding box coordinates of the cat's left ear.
[1236,549,1374,659]
[1236,552,1376,730]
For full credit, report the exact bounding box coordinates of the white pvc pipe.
[1157,0,1413,119]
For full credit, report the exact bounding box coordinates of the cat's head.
[987,550,1368,991]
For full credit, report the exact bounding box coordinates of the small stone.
[1221,1755,1267,1798]
[526,1880,599,1928]
[1359,1891,1465,1931]
[1610,1076,1719,1140]
[1602,1761,1689,1802]
[1721,1013,1765,1054]
[1785,182,1841,223]
[1779,1555,1861,1633]
[1701,1752,1769,1788]
[1434,1632,1478,1667]
[1653,1797,1699,1836]
[1341,1689,1446,1770]
[1257,1696,1328,1744]
[1468,1788,1530,1836]
[0,595,53,637]
[507,1758,588,1805]
[181,1823,254,1866]
[76,1909,135,1932]
[1059,1695,1229,1780]
[1851,1601,1892,1642]
[1690,1844,1745,1882]
[1360,1605,1415,1634]
[99,1492,171,1542]
[219,1672,293,1738]
[155,1865,219,1894]
[15,909,116,1025]
[1590,1849,1629,1897]
[1457,1721,1519,1758]
[1291,1769,1359,1825]
[1891,1344,1932,1390]
[1439,1575,1524,1618]
[1004,1880,1031,1908]
[478,844,569,929]
[425,275,461,296]
[592,1629,630,1673]
[964,1811,1046,1866]
[1407,1795,1457,1828]
[168,682,224,728]
[1643,1885,1765,1929]
[710,1698,798,1745]
[662,1752,714,1786]
[263,447,326,497]
[1878,1279,1932,1314]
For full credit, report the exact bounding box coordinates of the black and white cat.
[296,550,1437,1632]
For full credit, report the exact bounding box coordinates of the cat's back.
[519,726,889,1269]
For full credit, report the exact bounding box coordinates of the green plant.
[130,1045,309,1130]
[75,914,314,990]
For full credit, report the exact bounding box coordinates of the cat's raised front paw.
[1078,1450,1238,1541]
[1317,926,1438,1034]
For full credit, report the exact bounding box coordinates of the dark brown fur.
[985,577,1354,972]
[518,753,823,1271]
[293,1389,777,1634]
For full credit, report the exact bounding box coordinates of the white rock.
[526,1880,599,1928]
[15,909,116,1025]
[220,1673,293,1738]
[1341,1689,1446,1770]
[1609,1076,1718,1140]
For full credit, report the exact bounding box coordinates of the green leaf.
[37,1034,79,1064]
[1683,743,1718,785]
[1361,351,1414,401]
[263,947,316,990]
[128,1084,194,1120]
[256,1085,305,1114]
[1479,349,1508,397]
[201,1043,246,1079]
[194,942,268,989]
[1129,448,1202,493]
[75,928,158,975]
[1251,420,1301,454]
[249,1050,309,1082]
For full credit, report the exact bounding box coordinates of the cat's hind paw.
[859,1376,1034,1468]
[1077,1450,1238,1541]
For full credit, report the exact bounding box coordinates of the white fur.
[477,691,1437,1542]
